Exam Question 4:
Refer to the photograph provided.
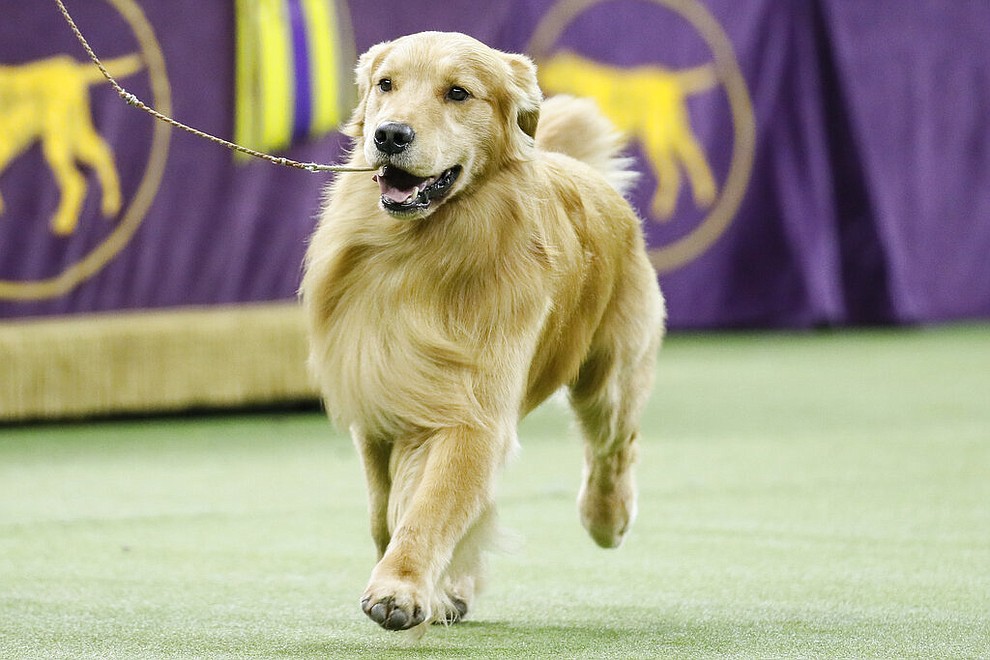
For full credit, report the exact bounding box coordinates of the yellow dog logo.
[529,0,756,273]
[0,54,143,235]
[539,50,719,221]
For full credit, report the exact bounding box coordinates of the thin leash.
[53,0,374,174]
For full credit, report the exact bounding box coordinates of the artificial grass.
[1,326,988,658]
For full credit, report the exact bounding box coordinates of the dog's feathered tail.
[534,95,638,197]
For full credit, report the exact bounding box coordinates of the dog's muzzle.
[374,164,462,215]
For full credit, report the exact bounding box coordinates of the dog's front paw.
[361,594,424,630]
[360,577,429,631]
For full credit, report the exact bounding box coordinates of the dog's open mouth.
[374,165,462,215]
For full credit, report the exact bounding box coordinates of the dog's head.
[344,32,542,219]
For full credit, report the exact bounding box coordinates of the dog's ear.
[503,53,542,140]
[342,41,391,139]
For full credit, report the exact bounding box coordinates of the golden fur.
[300,32,664,635]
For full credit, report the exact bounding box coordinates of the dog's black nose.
[374,122,415,155]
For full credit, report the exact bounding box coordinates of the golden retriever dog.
[300,31,664,635]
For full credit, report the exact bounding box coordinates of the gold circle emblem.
[529,0,756,272]
[0,0,171,300]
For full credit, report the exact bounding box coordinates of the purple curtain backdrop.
[1,0,988,328]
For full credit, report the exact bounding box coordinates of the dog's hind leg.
[75,122,122,220]
[674,132,717,210]
[647,137,682,221]
[569,261,663,548]
[42,127,88,235]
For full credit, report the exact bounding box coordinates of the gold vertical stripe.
[301,0,340,135]
[258,0,294,151]
[233,0,257,157]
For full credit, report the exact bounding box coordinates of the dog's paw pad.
[361,595,424,631]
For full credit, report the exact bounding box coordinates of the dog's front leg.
[361,424,505,631]
[352,427,392,559]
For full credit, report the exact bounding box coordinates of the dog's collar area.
[375,165,462,215]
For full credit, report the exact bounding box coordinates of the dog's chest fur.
[302,159,638,438]
[305,201,554,435]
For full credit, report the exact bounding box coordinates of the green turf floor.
[2,326,989,658]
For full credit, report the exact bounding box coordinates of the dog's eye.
[446,86,470,102]
[377,78,392,92]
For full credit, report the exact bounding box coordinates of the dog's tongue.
[374,167,430,203]
[375,177,417,203]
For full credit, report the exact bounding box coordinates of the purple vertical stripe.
[287,0,312,141]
